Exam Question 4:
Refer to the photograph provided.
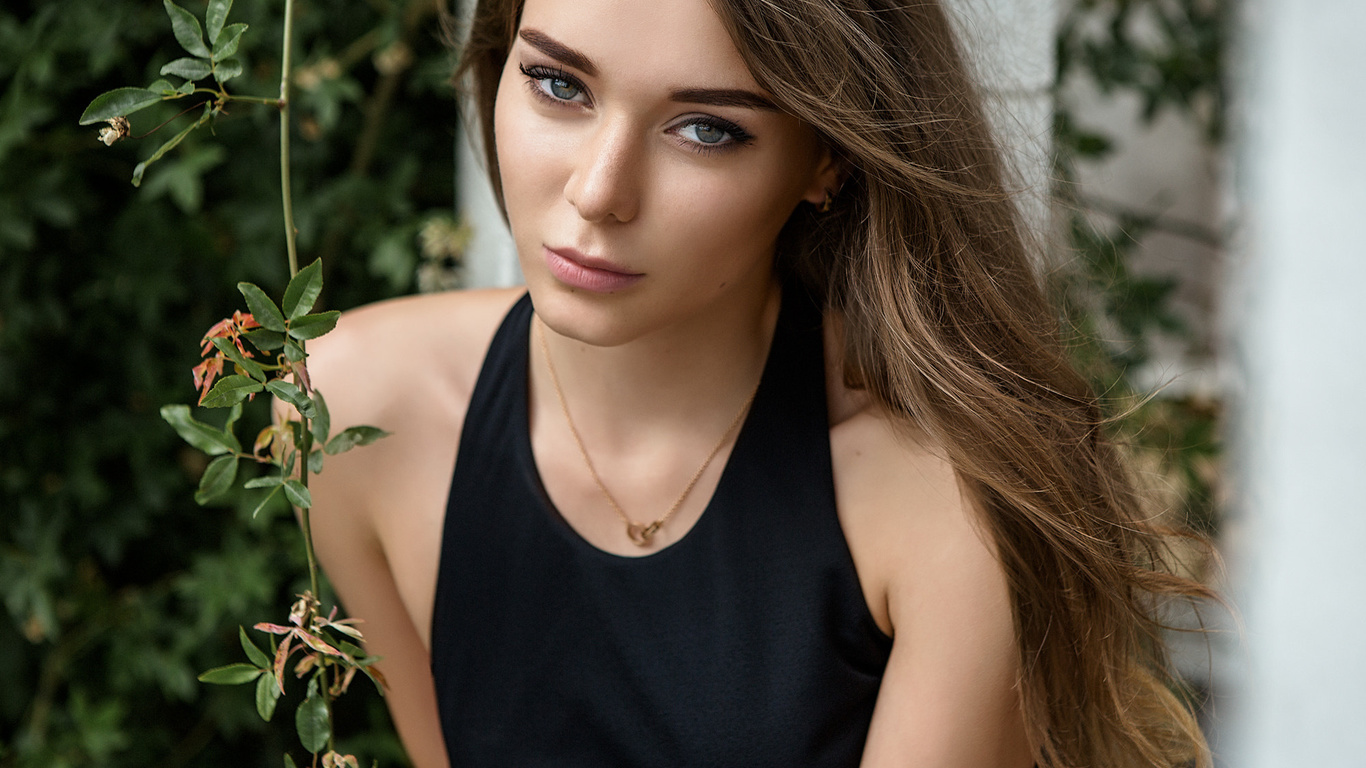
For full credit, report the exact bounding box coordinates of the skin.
[301,0,1033,765]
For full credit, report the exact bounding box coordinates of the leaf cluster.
[1,0,454,764]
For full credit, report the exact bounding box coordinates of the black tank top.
[430,290,892,766]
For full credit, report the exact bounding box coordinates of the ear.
[801,146,845,207]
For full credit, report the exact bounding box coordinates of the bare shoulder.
[306,287,524,426]
[301,287,523,647]
[831,407,1030,766]
[829,408,1006,637]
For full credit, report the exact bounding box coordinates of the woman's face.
[493,0,837,346]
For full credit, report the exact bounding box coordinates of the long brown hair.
[456,1,1216,765]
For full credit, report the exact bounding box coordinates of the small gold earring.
[818,189,834,214]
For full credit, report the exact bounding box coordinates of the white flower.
[98,116,130,146]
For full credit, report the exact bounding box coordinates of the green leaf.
[250,484,283,518]
[264,380,312,416]
[243,328,286,351]
[161,405,241,455]
[310,390,331,444]
[164,0,212,58]
[214,58,244,84]
[214,23,248,59]
[324,426,390,455]
[255,670,281,721]
[194,454,238,504]
[240,626,271,668]
[243,475,284,489]
[237,282,287,331]
[207,0,233,44]
[284,756,298,768]
[79,88,163,125]
[160,57,213,81]
[283,479,312,508]
[283,260,324,319]
[131,103,213,187]
[200,374,264,408]
[308,450,324,474]
[296,686,331,753]
[198,663,263,685]
[284,338,306,362]
[286,311,340,340]
[211,337,266,381]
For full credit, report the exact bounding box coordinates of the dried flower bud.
[98,116,131,146]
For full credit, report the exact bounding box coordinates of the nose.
[563,117,641,224]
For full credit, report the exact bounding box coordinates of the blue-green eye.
[683,122,728,144]
[519,63,588,104]
[547,78,580,101]
[674,117,753,154]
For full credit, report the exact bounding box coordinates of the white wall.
[1225,1,1366,765]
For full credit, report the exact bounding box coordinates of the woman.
[304,0,1213,765]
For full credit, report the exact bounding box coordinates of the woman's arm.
[832,412,1033,768]
[296,289,522,768]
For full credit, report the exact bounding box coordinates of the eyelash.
[517,62,755,156]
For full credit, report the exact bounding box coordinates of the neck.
[531,279,781,448]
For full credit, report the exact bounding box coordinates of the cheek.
[493,82,572,220]
[654,162,809,268]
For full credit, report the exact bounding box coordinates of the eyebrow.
[517,28,779,112]
[519,29,598,77]
[669,87,778,112]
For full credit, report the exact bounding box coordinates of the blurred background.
[0,0,1361,765]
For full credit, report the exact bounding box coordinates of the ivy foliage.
[0,0,455,764]
[1051,0,1230,536]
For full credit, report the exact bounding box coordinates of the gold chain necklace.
[536,319,760,547]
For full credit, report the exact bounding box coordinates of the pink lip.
[543,246,644,293]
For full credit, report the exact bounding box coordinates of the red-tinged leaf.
[294,652,318,677]
[273,633,294,694]
[200,317,237,351]
[192,356,223,392]
[359,664,388,694]
[336,665,358,696]
[325,621,363,640]
[253,424,276,455]
[254,622,293,635]
[298,630,344,658]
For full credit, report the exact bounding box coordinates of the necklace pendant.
[627,521,660,547]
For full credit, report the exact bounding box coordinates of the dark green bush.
[1,1,456,764]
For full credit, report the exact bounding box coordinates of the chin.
[525,279,650,348]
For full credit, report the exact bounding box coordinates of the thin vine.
[80,1,389,765]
